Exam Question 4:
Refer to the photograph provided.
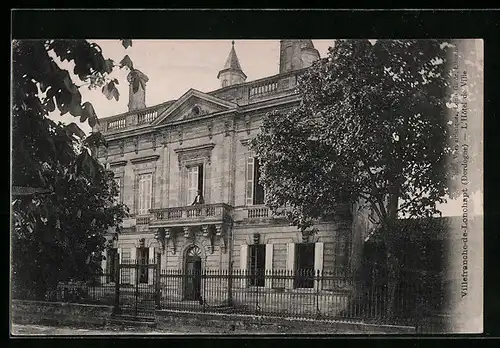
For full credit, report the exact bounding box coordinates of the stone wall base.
[11,299,417,334]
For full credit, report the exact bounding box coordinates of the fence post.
[132,259,140,316]
[113,252,120,314]
[202,269,206,312]
[228,261,233,306]
[315,270,321,319]
[155,253,161,309]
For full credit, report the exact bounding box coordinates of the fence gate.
[113,254,160,319]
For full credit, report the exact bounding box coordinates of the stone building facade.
[94,40,373,304]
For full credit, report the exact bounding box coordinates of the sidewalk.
[11,323,183,336]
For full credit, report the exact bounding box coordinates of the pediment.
[151,89,238,126]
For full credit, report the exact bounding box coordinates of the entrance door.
[184,245,202,300]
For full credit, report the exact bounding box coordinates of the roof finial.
[232,40,235,46]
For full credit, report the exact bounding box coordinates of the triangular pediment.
[151,89,238,125]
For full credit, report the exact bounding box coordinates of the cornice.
[173,143,216,155]
[109,160,128,167]
[130,154,160,164]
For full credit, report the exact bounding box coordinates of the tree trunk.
[383,192,401,321]
[385,247,399,320]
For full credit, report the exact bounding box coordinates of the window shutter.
[138,176,144,215]
[240,244,248,288]
[246,157,254,205]
[146,174,152,212]
[314,242,324,291]
[265,243,274,288]
[187,166,199,205]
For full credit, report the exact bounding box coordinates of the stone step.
[108,314,157,328]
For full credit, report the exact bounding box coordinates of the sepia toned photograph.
[10,37,483,335]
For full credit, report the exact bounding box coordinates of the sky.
[53,40,334,134]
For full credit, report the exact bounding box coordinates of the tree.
[252,39,457,317]
[11,39,135,298]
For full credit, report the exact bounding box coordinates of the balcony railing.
[107,117,127,131]
[98,102,172,134]
[150,203,233,227]
[247,205,270,219]
[137,109,158,124]
[136,216,151,225]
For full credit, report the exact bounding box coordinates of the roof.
[217,41,246,79]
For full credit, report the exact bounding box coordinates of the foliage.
[252,39,454,241]
[11,163,128,298]
[11,39,133,298]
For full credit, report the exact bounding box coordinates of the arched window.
[222,79,228,87]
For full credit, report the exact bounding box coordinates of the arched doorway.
[184,245,202,301]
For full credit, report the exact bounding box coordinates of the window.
[106,248,118,283]
[187,164,204,205]
[121,248,131,283]
[246,157,265,206]
[249,244,266,286]
[294,243,315,288]
[137,247,149,283]
[137,173,152,215]
[122,249,131,260]
[222,79,228,87]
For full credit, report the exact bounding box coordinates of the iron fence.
[157,268,428,326]
[13,267,438,328]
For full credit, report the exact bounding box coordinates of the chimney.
[127,69,149,111]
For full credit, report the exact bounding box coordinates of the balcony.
[149,203,233,229]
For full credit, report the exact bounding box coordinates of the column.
[314,242,324,291]
[265,243,274,289]
[286,243,295,289]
